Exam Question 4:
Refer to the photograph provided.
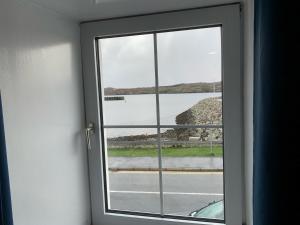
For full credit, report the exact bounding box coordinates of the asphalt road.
[108,157,223,170]
[108,171,224,217]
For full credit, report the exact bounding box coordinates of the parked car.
[189,200,224,220]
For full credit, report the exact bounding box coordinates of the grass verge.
[108,146,223,157]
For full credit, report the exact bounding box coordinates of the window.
[81,4,243,225]
[99,28,224,219]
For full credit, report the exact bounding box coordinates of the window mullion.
[153,33,164,216]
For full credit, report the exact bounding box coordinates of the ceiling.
[21,0,239,22]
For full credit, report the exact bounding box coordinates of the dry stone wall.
[175,97,222,141]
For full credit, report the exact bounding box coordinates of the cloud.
[99,27,221,88]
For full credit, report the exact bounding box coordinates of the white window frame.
[80,4,243,225]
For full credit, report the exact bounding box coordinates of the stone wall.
[175,97,222,141]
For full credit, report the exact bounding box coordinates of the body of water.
[103,92,221,137]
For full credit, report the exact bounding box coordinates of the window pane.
[160,128,224,219]
[99,35,157,125]
[159,94,222,125]
[103,94,157,125]
[157,27,222,125]
[98,27,225,220]
[104,128,160,214]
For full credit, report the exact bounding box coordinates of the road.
[108,157,223,170]
[108,171,224,217]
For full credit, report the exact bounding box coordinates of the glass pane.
[103,94,157,125]
[104,128,160,214]
[161,128,224,219]
[159,94,222,125]
[157,27,222,125]
[99,34,157,125]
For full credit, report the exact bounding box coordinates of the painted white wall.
[0,0,91,225]
[19,0,241,21]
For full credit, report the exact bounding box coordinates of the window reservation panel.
[98,27,224,222]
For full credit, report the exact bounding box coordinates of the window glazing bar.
[154,33,164,216]
[103,124,223,129]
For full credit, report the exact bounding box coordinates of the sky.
[99,27,221,89]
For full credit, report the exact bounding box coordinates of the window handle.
[85,122,95,150]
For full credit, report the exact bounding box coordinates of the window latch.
[85,122,96,150]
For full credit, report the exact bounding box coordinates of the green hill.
[104,81,221,95]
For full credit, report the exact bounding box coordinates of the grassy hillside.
[104,81,221,95]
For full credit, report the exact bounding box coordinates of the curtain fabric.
[253,0,299,225]
[0,94,13,225]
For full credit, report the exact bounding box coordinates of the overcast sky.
[99,27,221,89]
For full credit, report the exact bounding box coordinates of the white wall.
[0,0,90,225]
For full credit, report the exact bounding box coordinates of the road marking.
[110,190,223,196]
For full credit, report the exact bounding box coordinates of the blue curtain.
[0,94,13,225]
[253,0,299,224]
